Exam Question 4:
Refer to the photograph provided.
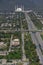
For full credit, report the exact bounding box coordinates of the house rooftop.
[11,39,20,46]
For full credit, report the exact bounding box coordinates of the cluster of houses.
[0,38,20,55]
[0,23,15,28]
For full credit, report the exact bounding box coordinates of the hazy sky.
[0,0,43,12]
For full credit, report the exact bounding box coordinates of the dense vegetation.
[0,32,22,59]
[6,48,22,59]
[24,32,40,65]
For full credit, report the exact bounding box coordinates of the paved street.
[9,35,13,52]
[25,12,43,64]
[21,32,26,60]
[20,12,29,65]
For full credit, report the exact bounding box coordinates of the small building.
[11,39,20,46]
[0,42,6,48]
[0,42,4,46]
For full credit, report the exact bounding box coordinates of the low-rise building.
[11,39,20,46]
[0,42,7,49]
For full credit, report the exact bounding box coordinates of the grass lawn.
[6,48,22,59]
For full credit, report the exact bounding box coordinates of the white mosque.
[15,5,24,12]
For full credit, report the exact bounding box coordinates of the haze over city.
[0,0,43,65]
[0,0,43,13]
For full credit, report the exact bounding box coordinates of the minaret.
[23,5,24,11]
[21,5,23,11]
[21,5,24,11]
[15,5,18,11]
[15,5,16,11]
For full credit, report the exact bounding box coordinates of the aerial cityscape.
[0,0,43,65]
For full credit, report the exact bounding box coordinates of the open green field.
[28,12,43,29]
[24,32,40,65]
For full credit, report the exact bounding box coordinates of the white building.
[15,5,24,12]
[11,39,20,46]
[15,8,22,12]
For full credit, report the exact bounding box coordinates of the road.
[20,12,29,65]
[21,32,26,60]
[0,10,32,15]
[0,29,43,33]
[25,12,43,64]
[9,35,13,52]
